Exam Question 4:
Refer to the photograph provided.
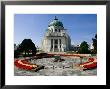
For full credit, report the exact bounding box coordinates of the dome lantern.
[54,16,58,20]
[48,16,63,27]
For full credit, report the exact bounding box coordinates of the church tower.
[41,16,71,52]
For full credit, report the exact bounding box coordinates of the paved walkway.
[14,57,97,76]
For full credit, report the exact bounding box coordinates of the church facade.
[41,17,71,52]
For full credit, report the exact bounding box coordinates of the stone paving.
[14,56,97,76]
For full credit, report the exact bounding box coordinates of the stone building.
[41,17,71,52]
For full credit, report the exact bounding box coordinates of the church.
[41,16,71,52]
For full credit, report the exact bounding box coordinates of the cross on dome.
[54,16,58,20]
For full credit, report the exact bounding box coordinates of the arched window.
[55,29,57,32]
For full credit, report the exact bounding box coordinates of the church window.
[60,45,61,48]
[54,39,58,44]
[55,29,57,32]
[51,45,53,48]
[51,39,53,44]
[59,39,61,44]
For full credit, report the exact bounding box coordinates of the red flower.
[14,59,35,70]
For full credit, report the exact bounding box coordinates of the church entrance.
[54,39,58,52]
[50,39,62,52]
[54,45,58,52]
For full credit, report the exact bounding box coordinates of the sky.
[14,14,97,47]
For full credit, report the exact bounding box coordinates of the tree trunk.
[28,52,29,56]
[25,51,26,56]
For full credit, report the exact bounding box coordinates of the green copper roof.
[48,16,63,27]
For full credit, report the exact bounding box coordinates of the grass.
[66,51,77,54]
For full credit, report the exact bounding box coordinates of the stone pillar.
[49,39,51,52]
[53,39,54,52]
[60,39,62,52]
[58,39,60,52]
[62,44,64,52]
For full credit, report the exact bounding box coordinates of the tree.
[14,50,20,58]
[92,34,97,54]
[14,44,22,58]
[20,39,36,56]
[78,41,90,54]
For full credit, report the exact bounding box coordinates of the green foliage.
[14,50,20,58]
[78,41,90,54]
[20,39,37,56]
[92,34,97,54]
[91,54,96,56]
[66,51,77,54]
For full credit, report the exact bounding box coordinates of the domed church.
[41,16,71,52]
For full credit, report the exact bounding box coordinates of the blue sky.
[14,14,97,47]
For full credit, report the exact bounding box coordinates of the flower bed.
[79,58,97,70]
[14,60,36,70]
[14,59,44,71]
[83,62,97,69]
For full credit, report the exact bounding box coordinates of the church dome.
[48,16,63,27]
